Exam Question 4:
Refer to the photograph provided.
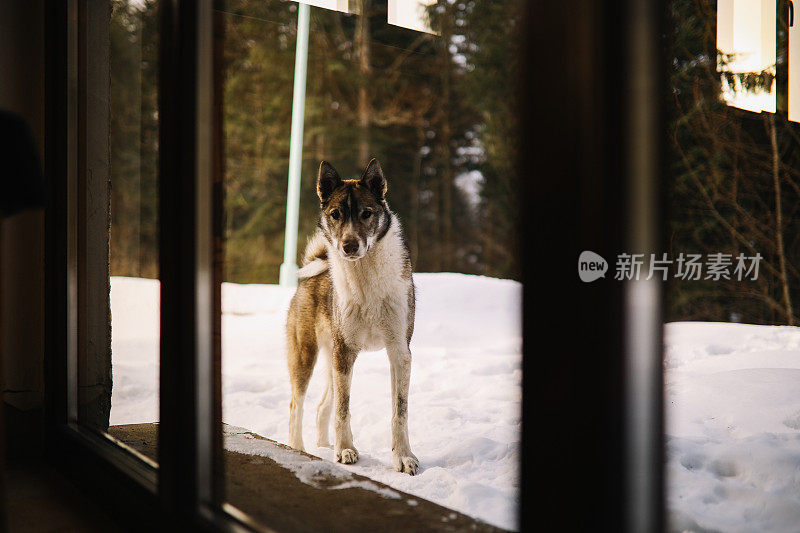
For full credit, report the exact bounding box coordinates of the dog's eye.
[330,209,340,220]
[361,210,372,220]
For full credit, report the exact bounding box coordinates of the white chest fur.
[327,217,410,351]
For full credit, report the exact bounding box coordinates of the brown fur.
[287,273,332,404]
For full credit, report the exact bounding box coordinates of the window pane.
[296,0,350,13]
[388,0,437,34]
[789,7,800,121]
[100,0,160,461]
[717,0,776,112]
[667,2,800,531]
[218,0,521,530]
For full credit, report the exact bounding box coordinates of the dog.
[286,158,419,475]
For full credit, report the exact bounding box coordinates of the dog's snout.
[343,238,360,255]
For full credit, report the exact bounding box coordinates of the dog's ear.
[359,158,387,200]
[317,161,341,203]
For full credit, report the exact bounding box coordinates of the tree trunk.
[410,128,423,267]
[355,0,371,163]
[438,10,453,271]
[768,114,794,325]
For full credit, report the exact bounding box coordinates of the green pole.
[279,2,310,287]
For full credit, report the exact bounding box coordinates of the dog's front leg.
[388,343,419,475]
[332,337,359,464]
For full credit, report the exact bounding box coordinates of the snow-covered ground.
[109,273,522,530]
[665,322,800,533]
[110,274,800,533]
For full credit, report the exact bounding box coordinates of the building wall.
[0,0,47,456]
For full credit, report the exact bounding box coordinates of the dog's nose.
[343,239,360,255]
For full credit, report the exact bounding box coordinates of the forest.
[109,0,520,284]
[666,0,800,325]
[109,0,800,325]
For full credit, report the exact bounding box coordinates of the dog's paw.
[393,453,419,475]
[337,448,359,464]
[316,438,332,448]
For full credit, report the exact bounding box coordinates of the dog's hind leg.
[288,337,317,452]
[315,343,334,447]
[332,337,359,464]
[387,341,419,475]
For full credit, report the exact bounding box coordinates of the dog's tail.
[296,231,329,279]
